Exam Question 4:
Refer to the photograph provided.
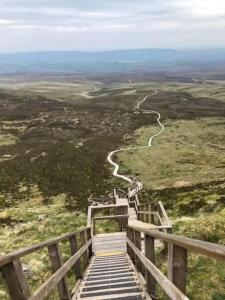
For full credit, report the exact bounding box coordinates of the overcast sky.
[0,0,225,53]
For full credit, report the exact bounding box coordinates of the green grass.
[118,117,225,189]
[118,116,225,299]
[0,190,86,299]
[0,133,18,146]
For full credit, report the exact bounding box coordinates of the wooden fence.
[87,204,128,235]
[127,225,225,300]
[0,228,92,300]
[93,214,129,235]
[138,201,172,230]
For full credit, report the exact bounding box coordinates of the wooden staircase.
[74,254,147,300]
[1,188,225,300]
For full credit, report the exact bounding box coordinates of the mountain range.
[0,48,225,77]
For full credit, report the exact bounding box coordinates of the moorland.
[0,75,225,299]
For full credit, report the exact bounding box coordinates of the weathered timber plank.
[69,235,82,280]
[169,245,187,294]
[0,259,31,300]
[144,235,157,300]
[29,239,92,300]
[134,230,142,273]
[48,243,71,300]
[0,228,90,267]
[80,231,88,270]
[127,238,189,300]
[128,225,225,261]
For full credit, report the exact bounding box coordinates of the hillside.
[0,78,225,299]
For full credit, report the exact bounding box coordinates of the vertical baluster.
[0,259,31,300]
[134,230,142,272]
[168,244,187,294]
[86,228,92,259]
[124,205,128,230]
[80,231,88,270]
[129,228,135,263]
[149,204,152,224]
[145,235,157,300]
[127,227,131,257]
[145,204,149,223]
[48,243,71,300]
[69,234,82,280]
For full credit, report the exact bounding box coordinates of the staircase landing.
[93,232,127,254]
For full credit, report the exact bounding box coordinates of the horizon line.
[1,47,225,55]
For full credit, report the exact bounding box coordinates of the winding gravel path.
[107,89,164,185]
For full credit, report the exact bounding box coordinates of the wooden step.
[84,276,136,284]
[74,252,146,300]
[75,292,144,300]
[79,286,142,298]
[82,281,138,291]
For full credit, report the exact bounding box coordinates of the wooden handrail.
[128,225,225,261]
[138,211,158,215]
[87,204,128,236]
[93,214,129,221]
[137,202,172,229]
[0,228,89,268]
[158,200,172,226]
[92,214,129,235]
[127,238,188,300]
[29,239,92,300]
[0,227,92,300]
[127,225,225,299]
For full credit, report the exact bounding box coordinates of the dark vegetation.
[0,90,155,210]
[1,87,225,212]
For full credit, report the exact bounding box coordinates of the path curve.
[107,89,164,184]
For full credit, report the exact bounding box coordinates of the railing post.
[146,204,149,223]
[87,228,92,259]
[48,243,71,300]
[150,204,154,224]
[129,228,135,263]
[0,259,31,300]
[117,206,122,231]
[123,206,128,230]
[69,234,82,280]
[137,211,140,221]
[127,227,131,257]
[168,244,187,294]
[92,218,95,236]
[145,235,157,300]
[134,230,142,272]
[80,230,88,269]
[148,204,152,224]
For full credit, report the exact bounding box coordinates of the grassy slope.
[0,191,86,299]
[119,118,225,189]
[0,79,225,299]
[118,116,225,299]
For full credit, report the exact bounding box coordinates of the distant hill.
[0,48,225,78]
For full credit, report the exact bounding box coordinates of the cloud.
[176,0,225,17]
[0,19,14,24]
[0,0,225,52]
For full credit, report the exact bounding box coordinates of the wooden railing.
[87,204,128,235]
[127,225,225,300]
[93,214,129,235]
[127,187,140,213]
[138,201,172,230]
[0,228,92,300]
